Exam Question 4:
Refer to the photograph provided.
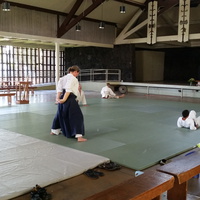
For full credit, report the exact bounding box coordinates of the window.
[0,45,65,85]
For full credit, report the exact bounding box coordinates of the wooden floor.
[10,150,200,200]
[4,90,200,200]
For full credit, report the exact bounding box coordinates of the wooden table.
[157,150,200,200]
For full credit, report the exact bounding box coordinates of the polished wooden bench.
[28,86,37,95]
[84,170,174,200]
[157,150,200,200]
[0,92,15,105]
[0,86,37,95]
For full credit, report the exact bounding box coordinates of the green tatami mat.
[1,93,200,170]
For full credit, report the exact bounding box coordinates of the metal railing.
[78,69,121,82]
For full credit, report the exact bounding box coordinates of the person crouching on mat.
[101,83,125,99]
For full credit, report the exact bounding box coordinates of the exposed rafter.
[57,0,84,38]
[56,0,146,38]
[160,15,177,34]
[57,0,106,38]
[115,9,144,43]
[2,0,146,39]
[1,1,115,31]
[115,0,179,45]
[1,0,200,49]
[145,0,179,14]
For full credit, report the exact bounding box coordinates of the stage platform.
[81,81,200,98]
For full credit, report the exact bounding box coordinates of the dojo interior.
[1,0,200,199]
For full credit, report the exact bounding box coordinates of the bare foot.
[77,137,87,142]
[50,132,60,135]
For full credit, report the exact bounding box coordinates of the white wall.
[80,81,105,92]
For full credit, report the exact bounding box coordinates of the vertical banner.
[147,1,158,44]
[178,0,190,42]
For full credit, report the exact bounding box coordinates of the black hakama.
[57,93,85,138]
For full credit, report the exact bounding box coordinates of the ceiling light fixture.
[75,0,87,32]
[75,23,81,31]
[120,5,126,14]
[99,21,105,29]
[99,3,105,29]
[2,2,10,11]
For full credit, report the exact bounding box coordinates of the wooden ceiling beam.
[157,0,179,15]
[116,0,180,44]
[57,0,106,38]
[57,0,84,37]
[1,1,115,28]
[145,0,179,15]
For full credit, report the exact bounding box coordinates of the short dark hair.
[67,65,80,73]
[182,110,189,118]
[107,83,111,86]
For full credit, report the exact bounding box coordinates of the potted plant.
[188,78,196,86]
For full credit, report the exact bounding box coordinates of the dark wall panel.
[65,45,135,82]
[164,48,200,83]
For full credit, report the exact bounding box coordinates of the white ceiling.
[6,0,146,30]
[0,0,146,48]
[1,0,200,49]
[7,0,145,28]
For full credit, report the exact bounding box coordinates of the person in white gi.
[76,84,87,106]
[101,83,125,99]
[177,110,200,130]
[51,66,87,142]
